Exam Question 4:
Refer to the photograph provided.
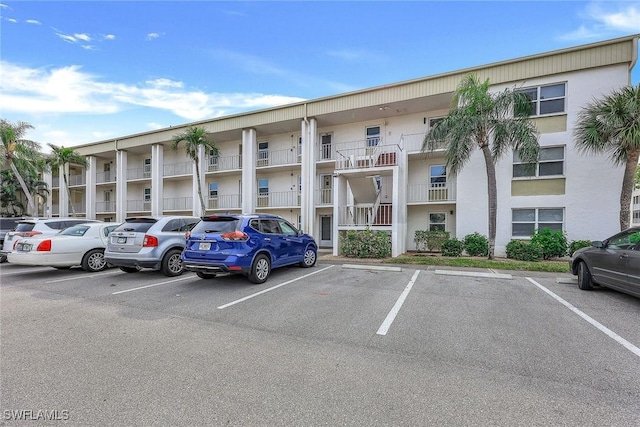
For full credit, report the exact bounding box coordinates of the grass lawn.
[384,253,571,273]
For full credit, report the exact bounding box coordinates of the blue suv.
[182,214,318,283]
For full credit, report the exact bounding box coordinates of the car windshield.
[115,219,157,233]
[14,223,36,232]
[191,218,238,234]
[59,225,90,236]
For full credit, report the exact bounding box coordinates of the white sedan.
[8,222,120,272]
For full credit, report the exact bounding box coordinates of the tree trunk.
[195,160,206,216]
[10,162,36,216]
[620,149,640,230]
[64,173,76,217]
[481,145,497,259]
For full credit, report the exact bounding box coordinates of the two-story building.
[42,34,639,256]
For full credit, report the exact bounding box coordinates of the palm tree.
[574,84,640,230]
[0,119,43,216]
[46,144,88,217]
[422,74,539,259]
[171,126,219,215]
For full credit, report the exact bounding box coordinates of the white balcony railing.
[96,171,116,184]
[407,182,456,203]
[316,189,333,205]
[96,201,116,212]
[164,162,191,177]
[68,174,86,186]
[127,199,151,211]
[208,155,241,172]
[208,194,241,210]
[128,168,151,180]
[338,204,392,226]
[256,148,299,168]
[164,197,193,211]
[335,144,399,170]
[401,132,447,152]
[256,191,300,208]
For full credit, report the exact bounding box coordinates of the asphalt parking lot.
[1,260,639,426]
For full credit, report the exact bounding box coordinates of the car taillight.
[37,240,52,251]
[221,231,249,241]
[17,231,42,237]
[143,235,159,247]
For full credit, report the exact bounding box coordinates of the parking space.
[1,261,639,425]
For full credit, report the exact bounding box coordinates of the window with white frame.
[143,188,151,202]
[209,182,218,199]
[429,117,444,129]
[209,149,219,169]
[143,158,151,178]
[517,83,566,116]
[512,208,564,238]
[321,133,332,159]
[430,165,447,188]
[513,146,564,178]
[429,212,446,231]
[257,178,268,207]
[366,126,380,147]
[257,141,269,166]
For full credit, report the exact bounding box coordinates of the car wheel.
[82,249,107,272]
[120,266,140,273]
[577,261,593,290]
[299,247,317,268]
[196,272,217,279]
[0,254,6,263]
[249,254,270,284]
[161,249,184,277]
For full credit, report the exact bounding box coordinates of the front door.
[320,215,332,247]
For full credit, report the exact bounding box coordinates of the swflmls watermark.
[3,409,69,421]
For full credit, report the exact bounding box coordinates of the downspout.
[630,37,638,83]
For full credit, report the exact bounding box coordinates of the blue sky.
[1,1,639,149]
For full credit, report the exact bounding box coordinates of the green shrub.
[568,240,591,256]
[414,230,429,252]
[505,239,543,261]
[340,229,391,258]
[530,228,568,259]
[463,232,489,256]
[414,230,450,252]
[441,238,463,257]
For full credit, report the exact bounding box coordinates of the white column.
[151,144,164,216]
[85,156,97,219]
[300,119,319,237]
[390,146,408,257]
[241,128,257,213]
[59,164,69,217]
[192,145,206,216]
[115,150,128,222]
[332,174,348,256]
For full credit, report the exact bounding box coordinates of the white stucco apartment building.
[43,35,639,257]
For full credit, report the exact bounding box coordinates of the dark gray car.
[570,227,640,298]
[104,216,200,277]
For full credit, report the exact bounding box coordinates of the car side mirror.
[592,241,604,248]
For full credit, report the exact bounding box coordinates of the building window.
[366,126,380,147]
[321,133,332,159]
[430,165,447,188]
[429,212,446,231]
[517,83,566,116]
[143,188,151,202]
[513,146,564,178]
[209,149,219,169]
[257,141,269,166]
[143,158,151,178]
[257,178,269,207]
[429,117,444,129]
[209,182,218,199]
[512,208,564,238]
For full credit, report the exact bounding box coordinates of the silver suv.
[105,216,200,276]
[1,217,100,263]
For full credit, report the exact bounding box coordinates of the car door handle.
[264,238,271,242]
[619,254,629,259]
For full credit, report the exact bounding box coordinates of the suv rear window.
[14,222,36,232]
[114,218,157,233]
[0,218,21,230]
[191,218,238,234]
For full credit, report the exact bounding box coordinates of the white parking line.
[342,264,402,272]
[217,265,335,309]
[527,277,640,359]
[46,270,119,283]
[377,270,421,336]
[111,275,194,295]
[435,269,512,279]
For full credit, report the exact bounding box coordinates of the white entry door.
[320,215,332,247]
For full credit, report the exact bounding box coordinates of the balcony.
[208,155,241,173]
[256,191,300,208]
[407,183,456,203]
[164,162,191,177]
[338,204,392,227]
[335,144,399,170]
[128,167,151,180]
[402,133,447,155]
[96,201,116,213]
[127,199,151,212]
[257,148,300,168]
[68,174,86,186]
[208,194,241,210]
[96,171,116,184]
[316,189,333,206]
[163,197,193,211]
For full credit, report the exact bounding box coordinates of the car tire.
[196,272,217,279]
[82,249,107,272]
[120,266,140,273]
[577,261,593,290]
[0,254,6,263]
[299,247,317,268]
[161,249,184,277]
[249,254,270,284]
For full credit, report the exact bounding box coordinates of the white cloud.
[146,122,166,130]
[103,34,116,40]
[0,61,306,121]
[5,18,16,23]
[560,1,640,40]
[146,32,160,41]
[25,19,41,25]
[74,33,91,42]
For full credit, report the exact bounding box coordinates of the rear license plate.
[17,243,31,252]
[117,237,127,244]
[199,242,211,251]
